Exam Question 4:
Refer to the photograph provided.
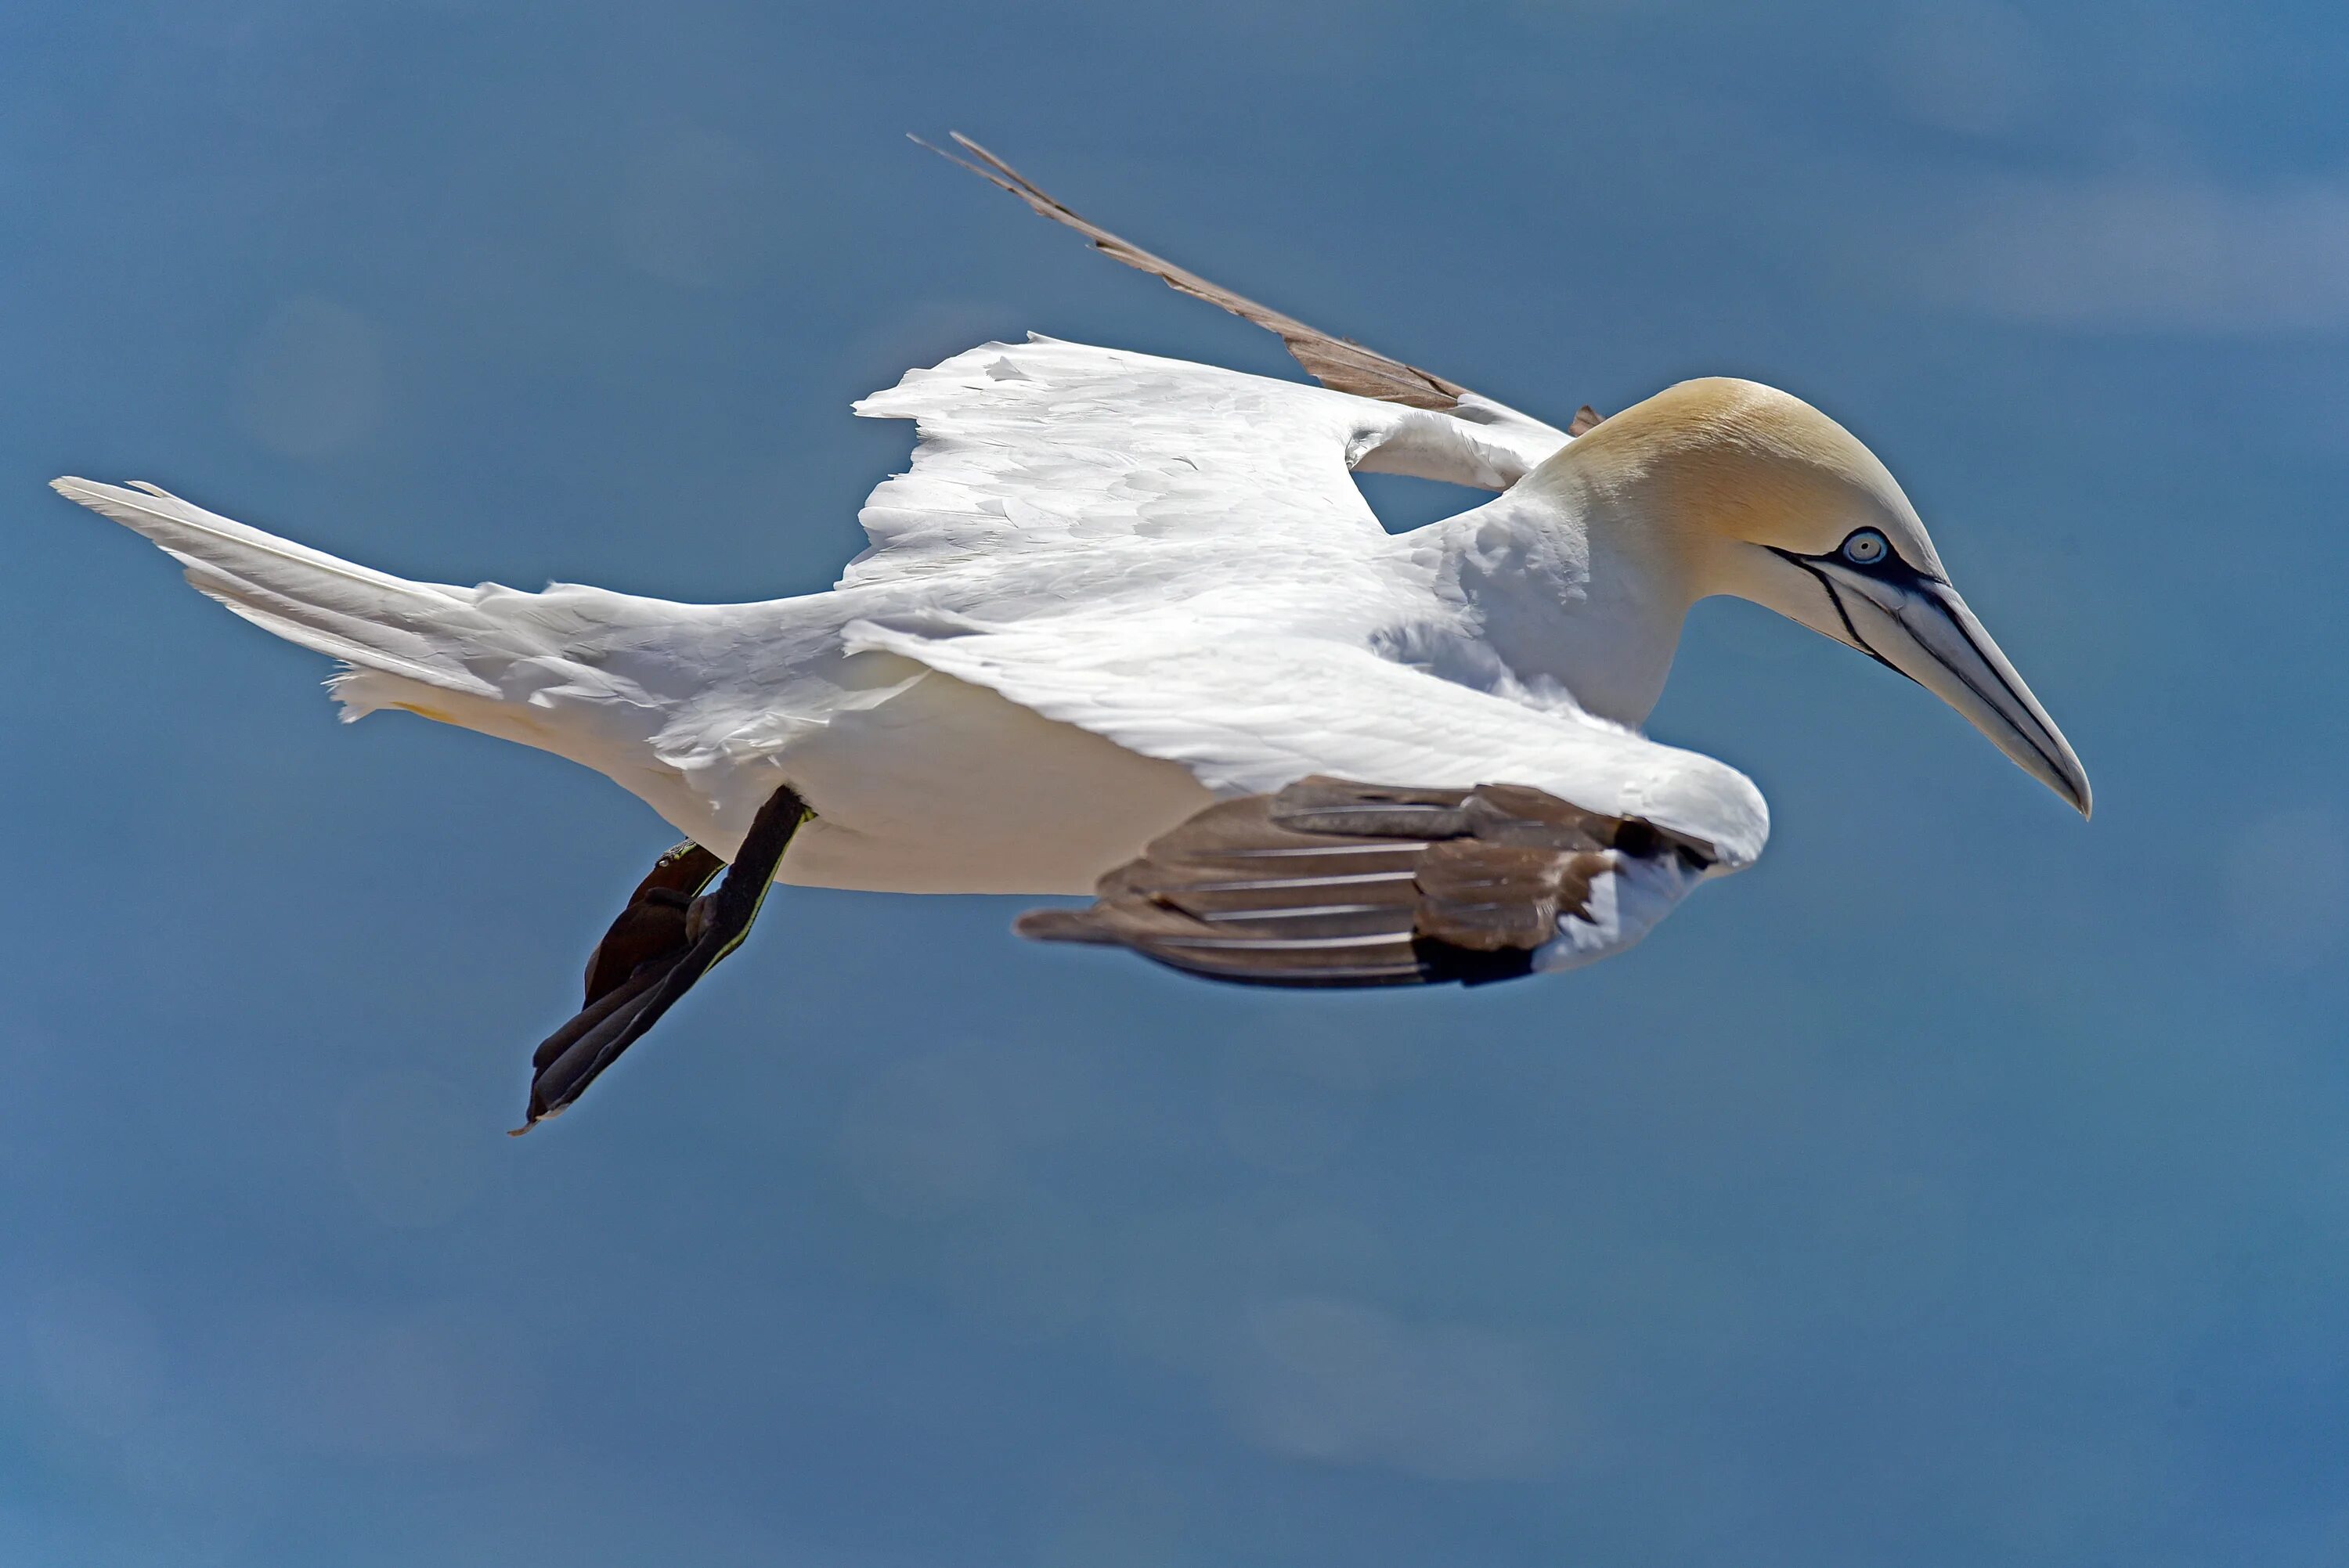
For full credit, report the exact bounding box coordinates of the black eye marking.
[1760,535,1937,687]
[1841,528,1889,566]
[1770,529,1939,589]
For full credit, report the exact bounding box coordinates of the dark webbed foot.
[513,784,810,1133]
[579,845,724,1008]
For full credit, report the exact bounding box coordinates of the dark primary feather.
[919,132,1607,431]
[1017,776,1712,989]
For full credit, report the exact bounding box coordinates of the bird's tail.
[52,478,521,701]
[48,478,650,758]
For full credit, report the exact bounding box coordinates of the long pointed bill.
[1817,566,2092,817]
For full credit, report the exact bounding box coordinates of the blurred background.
[5,2,2346,1563]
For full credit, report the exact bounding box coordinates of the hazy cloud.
[1876,0,2048,139]
[232,296,386,456]
[837,1049,1009,1220]
[2221,806,2348,971]
[612,125,779,289]
[336,1070,489,1229]
[23,1279,163,1441]
[1221,1296,1561,1480]
[267,1308,528,1458]
[1908,175,2349,332]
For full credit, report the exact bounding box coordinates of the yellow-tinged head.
[1558,377,2091,817]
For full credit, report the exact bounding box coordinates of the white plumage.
[49,139,2089,1119]
[55,335,1763,942]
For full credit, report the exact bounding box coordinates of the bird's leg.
[512,782,812,1134]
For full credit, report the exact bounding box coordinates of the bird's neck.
[1395,473,1698,728]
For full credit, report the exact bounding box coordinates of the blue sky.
[4,2,2347,1563]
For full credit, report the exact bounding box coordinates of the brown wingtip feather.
[1017,777,1716,989]
[1568,405,1607,436]
[918,132,1472,411]
[1012,907,1120,945]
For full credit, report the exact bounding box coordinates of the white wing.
[843,610,1769,975]
[843,336,1568,596]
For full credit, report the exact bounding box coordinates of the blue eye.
[1841,529,1889,566]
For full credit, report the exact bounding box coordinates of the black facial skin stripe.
[1768,548,1914,684]
[1766,544,2071,786]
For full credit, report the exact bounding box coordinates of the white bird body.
[60,339,1766,925]
[50,139,2090,1122]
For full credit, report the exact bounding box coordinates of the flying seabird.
[52,136,2090,1130]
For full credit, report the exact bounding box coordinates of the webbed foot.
[513,783,810,1133]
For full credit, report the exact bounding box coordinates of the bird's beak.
[1765,551,2092,817]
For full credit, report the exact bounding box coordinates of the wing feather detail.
[917,135,1600,445]
[1017,777,1716,988]
[922,133,1473,411]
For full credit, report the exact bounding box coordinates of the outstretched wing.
[846,336,1557,594]
[923,134,1604,436]
[1019,776,1719,987]
[844,611,1770,976]
[846,139,1605,595]
[845,611,1767,842]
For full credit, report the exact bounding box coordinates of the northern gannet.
[51,136,2090,1130]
